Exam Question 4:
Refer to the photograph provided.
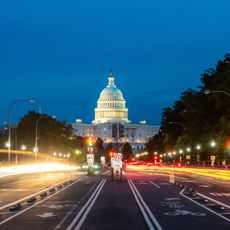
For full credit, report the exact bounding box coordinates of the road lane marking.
[199,185,211,188]
[37,212,56,218]
[164,209,206,216]
[0,179,81,226]
[67,179,107,230]
[102,170,110,175]
[128,180,155,230]
[54,180,98,230]
[0,178,74,211]
[209,192,230,197]
[149,181,160,188]
[180,188,230,223]
[128,179,163,230]
[195,192,230,209]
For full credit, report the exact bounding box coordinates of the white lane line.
[0,178,73,211]
[54,181,98,229]
[130,180,163,230]
[102,170,110,175]
[180,188,230,223]
[129,179,163,230]
[0,179,81,226]
[66,179,106,230]
[195,192,230,209]
[128,180,155,230]
[74,179,106,230]
[149,181,160,189]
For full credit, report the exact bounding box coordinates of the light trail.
[127,165,230,181]
[0,163,80,178]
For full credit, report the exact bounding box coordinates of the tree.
[147,54,230,164]
[94,138,105,162]
[122,142,133,160]
[105,142,113,161]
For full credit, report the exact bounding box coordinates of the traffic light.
[87,137,94,152]
[88,137,93,147]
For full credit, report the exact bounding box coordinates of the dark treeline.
[146,54,230,165]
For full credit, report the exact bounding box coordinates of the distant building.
[73,71,159,153]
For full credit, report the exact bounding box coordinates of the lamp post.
[34,116,46,160]
[168,121,186,131]
[204,90,230,97]
[8,98,35,163]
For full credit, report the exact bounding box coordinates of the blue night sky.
[0,0,230,125]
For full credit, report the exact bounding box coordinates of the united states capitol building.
[73,71,159,153]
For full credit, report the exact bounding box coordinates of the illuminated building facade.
[73,71,159,152]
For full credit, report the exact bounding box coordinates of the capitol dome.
[94,71,129,124]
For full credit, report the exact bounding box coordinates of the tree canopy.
[146,54,230,164]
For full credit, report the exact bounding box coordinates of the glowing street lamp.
[21,145,26,151]
[75,150,81,155]
[179,149,183,154]
[5,142,10,148]
[186,147,191,152]
[210,141,216,147]
[8,98,35,163]
[196,144,201,150]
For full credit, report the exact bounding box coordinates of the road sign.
[113,152,122,161]
[111,157,122,169]
[101,156,106,164]
[87,154,94,167]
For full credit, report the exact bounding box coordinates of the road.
[0,166,229,230]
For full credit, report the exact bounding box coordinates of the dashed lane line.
[149,181,160,189]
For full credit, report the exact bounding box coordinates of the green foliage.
[146,54,230,164]
[122,142,133,160]
[0,111,88,164]
[94,138,105,162]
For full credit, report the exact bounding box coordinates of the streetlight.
[8,98,35,163]
[168,121,186,131]
[204,90,230,97]
[196,144,201,163]
[21,145,26,151]
[186,147,191,152]
[210,140,216,147]
[34,116,46,160]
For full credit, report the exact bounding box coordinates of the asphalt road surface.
[0,168,229,230]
